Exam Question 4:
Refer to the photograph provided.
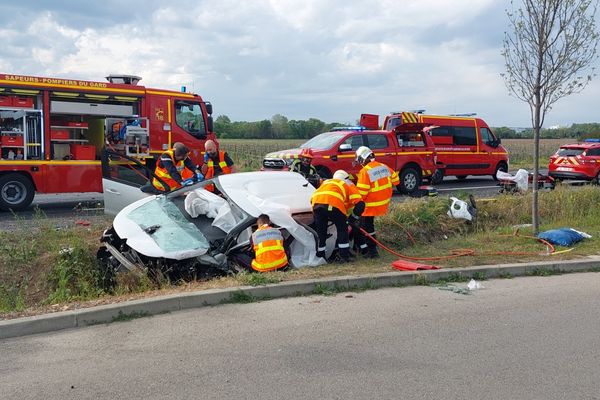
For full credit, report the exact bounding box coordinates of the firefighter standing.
[311,169,365,262]
[151,142,201,192]
[251,214,288,272]
[354,146,399,258]
[201,140,236,192]
[290,148,321,188]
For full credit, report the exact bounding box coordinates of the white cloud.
[0,0,598,127]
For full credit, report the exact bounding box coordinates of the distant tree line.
[214,114,600,141]
[493,123,600,140]
[214,114,345,139]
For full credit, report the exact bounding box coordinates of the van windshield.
[300,132,346,150]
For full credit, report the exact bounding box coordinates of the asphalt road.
[2,273,600,400]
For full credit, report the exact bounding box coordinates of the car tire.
[399,167,421,195]
[0,173,35,211]
[492,162,508,181]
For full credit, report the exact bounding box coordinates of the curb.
[2,257,599,340]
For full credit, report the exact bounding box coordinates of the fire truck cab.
[0,73,216,211]
[381,111,509,181]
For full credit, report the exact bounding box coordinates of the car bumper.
[548,171,595,180]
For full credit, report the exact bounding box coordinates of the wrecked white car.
[98,153,329,284]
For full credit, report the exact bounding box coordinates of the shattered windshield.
[127,197,210,253]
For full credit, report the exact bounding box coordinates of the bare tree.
[502,0,599,233]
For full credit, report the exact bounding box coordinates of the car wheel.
[492,162,508,181]
[456,175,468,181]
[399,167,421,194]
[0,173,35,211]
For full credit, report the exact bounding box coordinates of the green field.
[220,138,575,172]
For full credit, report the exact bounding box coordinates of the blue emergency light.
[181,86,187,93]
[584,138,600,142]
[331,126,366,131]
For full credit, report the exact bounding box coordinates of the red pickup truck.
[262,117,441,194]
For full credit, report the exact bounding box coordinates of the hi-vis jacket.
[251,224,288,272]
[152,150,194,191]
[356,161,399,216]
[310,178,362,215]
[205,151,233,192]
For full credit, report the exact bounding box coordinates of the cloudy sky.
[1,0,598,127]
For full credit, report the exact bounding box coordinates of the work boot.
[367,247,379,259]
[316,250,326,259]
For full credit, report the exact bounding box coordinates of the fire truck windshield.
[175,101,206,137]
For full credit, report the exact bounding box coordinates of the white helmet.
[333,170,349,181]
[355,146,373,164]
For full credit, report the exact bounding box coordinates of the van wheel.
[399,167,421,194]
[493,162,508,181]
[456,175,468,180]
[0,173,35,211]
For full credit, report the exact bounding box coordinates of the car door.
[365,133,396,171]
[101,150,162,215]
[334,133,365,178]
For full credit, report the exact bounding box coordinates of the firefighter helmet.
[299,148,314,159]
[355,146,373,164]
[333,170,349,181]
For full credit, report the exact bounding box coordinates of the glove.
[203,153,209,163]
[182,178,194,186]
[196,172,204,182]
[348,214,361,229]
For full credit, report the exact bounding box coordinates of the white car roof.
[217,171,315,217]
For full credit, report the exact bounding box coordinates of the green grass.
[237,272,283,286]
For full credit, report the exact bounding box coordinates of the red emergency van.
[0,73,216,210]
[381,112,509,181]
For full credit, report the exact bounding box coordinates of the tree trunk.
[532,100,541,234]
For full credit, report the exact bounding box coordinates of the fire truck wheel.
[398,167,421,194]
[0,173,35,211]
[492,162,508,181]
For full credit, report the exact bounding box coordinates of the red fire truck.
[373,111,509,181]
[0,73,216,210]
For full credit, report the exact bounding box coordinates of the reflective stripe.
[360,244,368,249]
[252,255,287,270]
[256,243,284,256]
[338,243,350,248]
[314,190,344,202]
[365,198,390,207]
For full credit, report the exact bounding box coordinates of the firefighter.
[201,140,236,192]
[150,142,201,192]
[311,169,365,263]
[354,146,399,258]
[251,214,289,272]
[290,148,321,188]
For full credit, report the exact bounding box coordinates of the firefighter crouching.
[148,142,201,193]
[251,214,289,272]
[354,146,399,258]
[201,139,236,192]
[290,148,321,188]
[311,169,365,263]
